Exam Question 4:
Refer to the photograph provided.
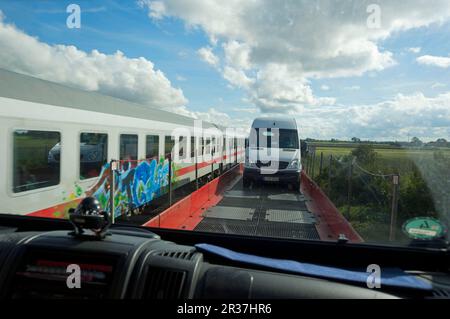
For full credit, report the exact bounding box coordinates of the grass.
[308,145,450,177]
[306,144,450,243]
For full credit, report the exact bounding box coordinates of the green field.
[304,144,450,243]
[308,146,450,176]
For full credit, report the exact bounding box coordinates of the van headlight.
[288,159,299,169]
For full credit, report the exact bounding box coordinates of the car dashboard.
[0,227,448,300]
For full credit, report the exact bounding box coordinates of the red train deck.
[143,165,362,242]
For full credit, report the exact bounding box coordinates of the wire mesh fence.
[302,145,447,244]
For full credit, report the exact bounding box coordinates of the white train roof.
[251,117,298,130]
[0,68,223,130]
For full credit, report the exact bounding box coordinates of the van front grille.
[256,161,290,170]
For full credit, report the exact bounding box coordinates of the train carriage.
[0,69,245,218]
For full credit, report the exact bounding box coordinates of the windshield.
[250,129,299,149]
[279,130,299,149]
[1,0,449,250]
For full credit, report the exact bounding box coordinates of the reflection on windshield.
[0,1,449,251]
[279,130,299,149]
[250,129,299,149]
[13,130,60,193]
[304,142,449,244]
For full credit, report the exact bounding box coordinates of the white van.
[244,117,302,189]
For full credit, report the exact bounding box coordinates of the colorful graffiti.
[27,157,176,219]
[26,150,242,220]
[87,157,176,218]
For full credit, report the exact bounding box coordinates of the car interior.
[0,215,449,300]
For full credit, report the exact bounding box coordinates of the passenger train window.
[191,136,195,158]
[205,138,211,155]
[164,135,175,157]
[79,133,108,180]
[120,134,138,161]
[179,136,186,158]
[13,130,60,193]
[200,137,204,155]
[146,135,159,160]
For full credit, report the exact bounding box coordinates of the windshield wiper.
[407,239,450,251]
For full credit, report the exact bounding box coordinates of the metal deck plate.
[223,190,260,199]
[267,193,306,202]
[194,219,320,240]
[265,209,316,224]
[218,197,262,209]
[262,198,309,211]
[203,206,255,221]
[195,218,258,235]
[255,222,320,240]
[193,176,320,241]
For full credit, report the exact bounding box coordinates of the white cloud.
[197,46,219,67]
[407,47,422,54]
[177,50,188,58]
[141,0,450,113]
[0,15,187,110]
[345,85,361,91]
[321,85,330,91]
[223,66,254,89]
[249,64,336,113]
[194,107,231,124]
[232,107,259,114]
[417,55,450,68]
[138,0,166,20]
[297,91,450,140]
[431,82,446,89]
[176,74,186,81]
[173,106,252,130]
[222,40,251,70]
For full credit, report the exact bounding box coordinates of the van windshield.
[278,130,299,149]
[251,128,299,149]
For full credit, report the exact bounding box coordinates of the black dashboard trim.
[0,214,448,272]
[0,215,449,300]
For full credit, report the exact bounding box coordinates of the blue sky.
[0,0,450,141]
[0,0,246,114]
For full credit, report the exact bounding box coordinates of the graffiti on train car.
[89,157,176,218]
[28,157,177,219]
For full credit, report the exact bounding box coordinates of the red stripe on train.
[175,150,244,177]
[27,198,81,219]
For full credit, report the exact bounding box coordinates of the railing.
[303,149,403,242]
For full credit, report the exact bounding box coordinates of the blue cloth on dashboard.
[195,243,432,291]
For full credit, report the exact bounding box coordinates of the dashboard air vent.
[142,267,186,299]
[432,288,450,299]
[154,250,195,260]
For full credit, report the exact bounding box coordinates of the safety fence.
[303,149,402,243]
